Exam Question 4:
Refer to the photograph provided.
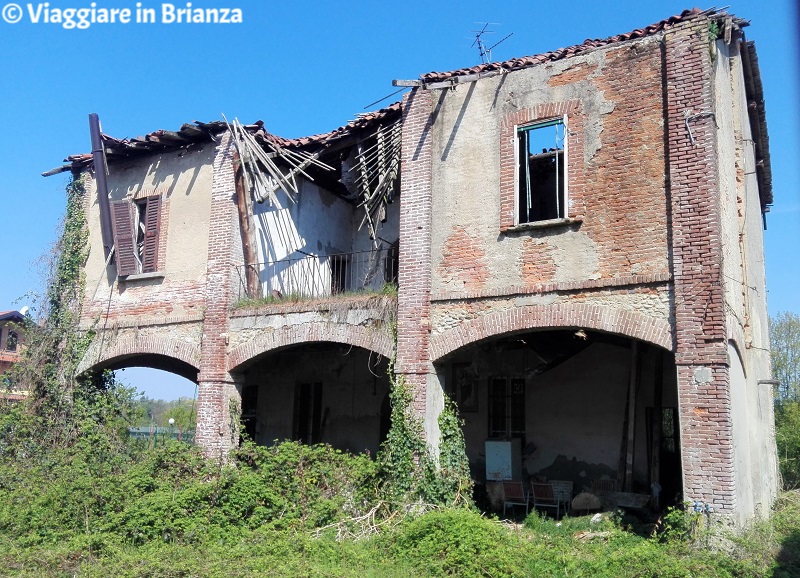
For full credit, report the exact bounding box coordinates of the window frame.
[515,115,569,226]
[487,376,526,441]
[110,194,163,277]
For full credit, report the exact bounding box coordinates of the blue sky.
[1,1,797,400]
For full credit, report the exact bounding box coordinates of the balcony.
[235,247,398,302]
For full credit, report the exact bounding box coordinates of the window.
[517,118,567,224]
[5,331,17,352]
[488,377,525,439]
[110,195,163,276]
[293,382,322,444]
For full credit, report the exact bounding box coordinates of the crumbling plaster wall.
[249,178,400,299]
[429,35,669,301]
[81,143,215,322]
[713,39,778,521]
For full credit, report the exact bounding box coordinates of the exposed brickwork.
[195,132,238,458]
[437,226,489,290]
[663,19,734,513]
[227,322,394,371]
[432,272,672,302]
[584,40,670,279]
[429,303,673,361]
[520,237,557,284]
[76,334,201,376]
[397,88,435,418]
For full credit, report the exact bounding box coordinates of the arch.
[228,322,394,372]
[76,333,201,378]
[430,303,673,362]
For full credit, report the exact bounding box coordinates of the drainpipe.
[89,113,114,260]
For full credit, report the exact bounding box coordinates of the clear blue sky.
[1,1,797,400]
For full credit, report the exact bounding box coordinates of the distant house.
[50,8,777,524]
[0,310,26,401]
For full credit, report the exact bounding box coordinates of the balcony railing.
[235,247,398,301]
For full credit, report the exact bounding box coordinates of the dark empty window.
[518,118,566,224]
[6,330,18,351]
[488,377,525,439]
[294,382,322,444]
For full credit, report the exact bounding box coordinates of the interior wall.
[442,335,679,494]
[243,345,390,455]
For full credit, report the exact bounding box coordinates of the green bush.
[382,509,523,577]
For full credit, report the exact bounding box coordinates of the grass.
[233,283,398,310]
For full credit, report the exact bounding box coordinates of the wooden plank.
[624,340,639,492]
[392,79,422,87]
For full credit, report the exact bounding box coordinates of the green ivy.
[2,174,139,457]
[378,373,472,508]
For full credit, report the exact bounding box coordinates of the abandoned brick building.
[49,8,777,523]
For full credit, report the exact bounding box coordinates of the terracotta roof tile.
[418,8,741,84]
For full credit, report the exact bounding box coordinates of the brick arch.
[228,323,395,372]
[76,333,201,376]
[430,303,673,362]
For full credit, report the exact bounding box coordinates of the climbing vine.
[378,370,472,508]
[4,174,137,454]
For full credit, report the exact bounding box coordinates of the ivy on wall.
[378,372,473,507]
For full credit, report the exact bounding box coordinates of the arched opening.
[435,328,682,514]
[235,343,391,455]
[84,355,199,444]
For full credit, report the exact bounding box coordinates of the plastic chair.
[550,480,574,514]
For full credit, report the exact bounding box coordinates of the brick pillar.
[195,131,240,459]
[664,18,734,514]
[397,88,440,442]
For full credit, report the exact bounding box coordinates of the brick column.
[664,19,734,514]
[397,88,439,438]
[195,131,240,459]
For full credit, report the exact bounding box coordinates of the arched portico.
[430,303,673,363]
[431,315,681,513]
[77,334,201,381]
[228,322,394,372]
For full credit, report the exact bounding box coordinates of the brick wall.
[663,19,734,513]
[195,132,239,457]
[397,88,435,417]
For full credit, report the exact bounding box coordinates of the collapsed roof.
[44,8,772,211]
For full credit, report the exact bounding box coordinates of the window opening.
[110,195,162,276]
[488,377,525,440]
[517,118,566,224]
[294,382,322,444]
[6,330,18,351]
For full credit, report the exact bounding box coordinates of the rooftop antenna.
[471,23,513,64]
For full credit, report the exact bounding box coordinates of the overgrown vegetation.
[772,312,800,489]
[2,176,800,576]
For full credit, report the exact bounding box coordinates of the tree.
[771,312,800,488]
[771,312,800,401]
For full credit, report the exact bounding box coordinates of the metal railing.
[236,247,398,301]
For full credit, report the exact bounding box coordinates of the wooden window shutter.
[110,200,137,276]
[141,195,162,273]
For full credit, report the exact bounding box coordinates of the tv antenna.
[471,23,513,64]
